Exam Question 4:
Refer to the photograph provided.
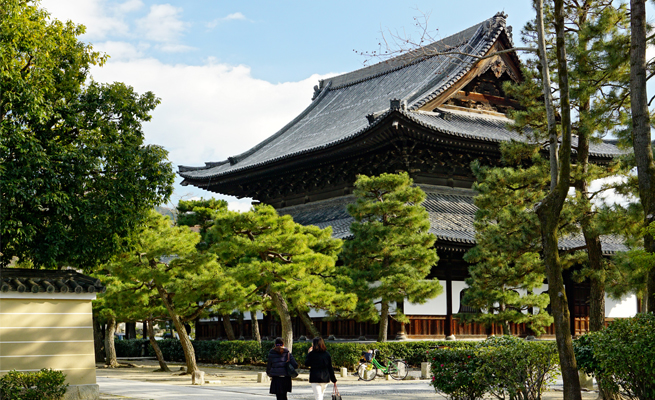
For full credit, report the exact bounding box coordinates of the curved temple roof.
[179,12,623,183]
[278,186,627,255]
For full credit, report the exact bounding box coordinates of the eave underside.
[180,111,619,206]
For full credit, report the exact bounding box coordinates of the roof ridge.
[321,14,504,91]
[408,14,509,110]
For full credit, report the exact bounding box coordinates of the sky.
[38,0,635,210]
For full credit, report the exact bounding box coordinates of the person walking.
[304,337,337,400]
[267,337,298,400]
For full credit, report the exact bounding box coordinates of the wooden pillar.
[125,322,136,339]
[395,300,407,340]
[445,275,453,338]
[565,274,576,337]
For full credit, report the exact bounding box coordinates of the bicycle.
[356,349,408,381]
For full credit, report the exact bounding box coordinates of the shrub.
[0,369,68,400]
[156,339,185,361]
[576,314,655,400]
[213,341,267,364]
[477,336,558,400]
[428,336,558,400]
[114,339,150,358]
[115,338,478,369]
[429,346,485,400]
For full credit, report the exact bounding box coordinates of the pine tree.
[176,198,229,248]
[208,205,354,352]
[628,0,655,313]
[106,211,241,375]
[93,272,171,371]
[341,172,441,342]
[463,155,556,335]
[465,2,631,398]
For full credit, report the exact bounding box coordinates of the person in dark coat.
[267,337,298,400]
[304,337,337,400]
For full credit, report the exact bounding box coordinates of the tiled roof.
[406,109,625,158]
[179,12,623,182]
[279,186,626,254]
[0,268,105,294]
[179,13,524,180]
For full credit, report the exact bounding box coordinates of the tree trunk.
[630,0,655,314]
[535,2,582,399]
[125,322,137,339]
[572,5,606,334]
[221,314,236,340]
[271,291,294,353]
[147,318,170,372]
[251,311,261,343]
[535,0,558,190]
[237,312,244,338]
[155,283,198,375]
[105,317,119,368]
[378,301,389,342]
[499,303,510,335]
[93,314,105,363]
[298,311,320,338]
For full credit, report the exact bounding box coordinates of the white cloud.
[95,41,145,60]
[157,43,196,53]
[89,57,336,170]
[224,12,247,21]
[207,12,248,29]
[41,0,142,39]
[116,0,143,13]
[136,4,187,43]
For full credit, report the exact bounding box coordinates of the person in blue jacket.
[304,337,337,400]
[267,337,298,400]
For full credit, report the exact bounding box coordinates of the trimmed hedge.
[114,339,150,358]
[429,336,558,400]
[114,338,474,368]
[573,313,655,400]
[0,369,68,400]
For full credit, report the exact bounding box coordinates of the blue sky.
[36,1,612,210]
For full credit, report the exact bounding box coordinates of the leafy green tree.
[93,272,171,371]
[208,205,354,352]
[0,0,174,270]
[341,172,441,342]
[106,211,240,375]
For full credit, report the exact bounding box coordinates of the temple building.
[179,12,636,339]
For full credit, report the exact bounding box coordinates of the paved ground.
[97,359,600,400]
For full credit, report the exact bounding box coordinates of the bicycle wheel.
[389,360,408,380]
[357,362,378,381]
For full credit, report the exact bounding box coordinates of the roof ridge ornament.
[390,99,407,111]
[312,85,321,101]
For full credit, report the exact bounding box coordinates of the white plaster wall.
[605,293,638,318]
[242,311,266,320]
[308,309,328,318]
[404,280,468,315]
[532,283,550,314]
